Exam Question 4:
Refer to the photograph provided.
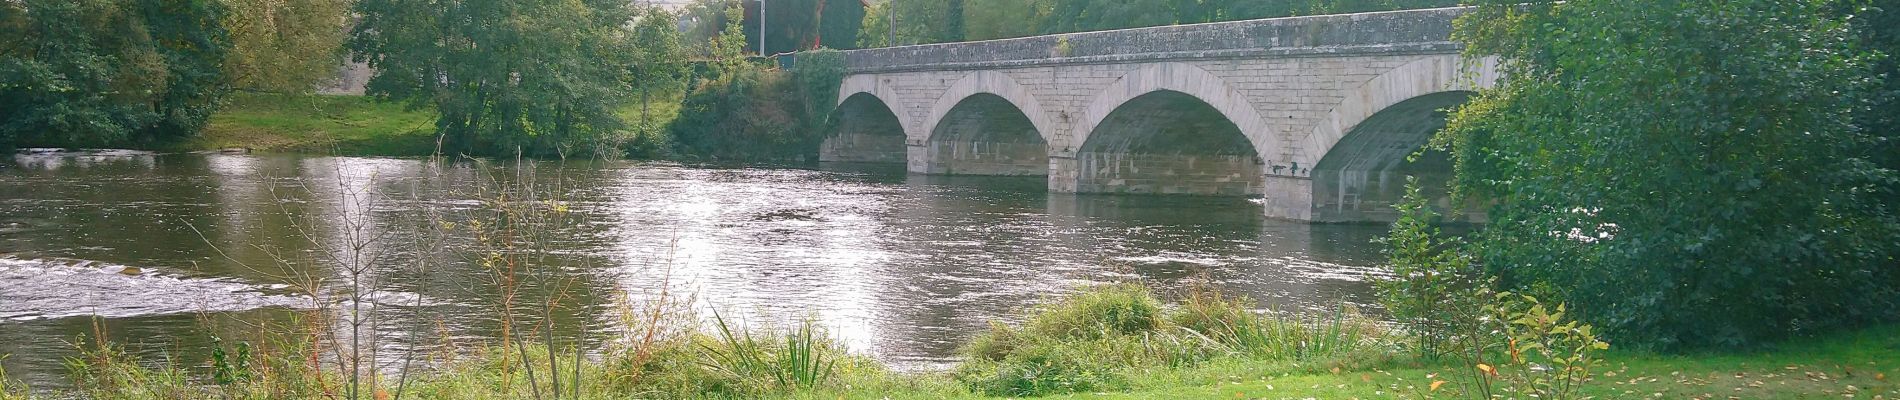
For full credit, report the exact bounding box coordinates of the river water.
[0,151,1391,387]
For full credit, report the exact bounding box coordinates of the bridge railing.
[834,6,1470,73]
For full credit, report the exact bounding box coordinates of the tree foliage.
[666,48,843,161]
[348,0,637,158]
[1441,0,1900,349]
[681,0,860,57]
[221,0,350,93]
[631,5,690,126]
[1,0,230,149]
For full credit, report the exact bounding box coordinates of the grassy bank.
[5,284,1893,399]
[190,93,440,156]
[187,92,688,158]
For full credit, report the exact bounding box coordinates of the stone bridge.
[818,7,1498,223]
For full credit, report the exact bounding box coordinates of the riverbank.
[185,92,686,157]
[190,93,440,156]
[7,283,1894,399]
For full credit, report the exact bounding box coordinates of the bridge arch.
[820,75,914,163]
[1068,63,1272,196]
[918,71,1055,176]
[1278,55,1500,222]
[1070,63,1275,155]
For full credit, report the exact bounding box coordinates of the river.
[0,151,1391,387]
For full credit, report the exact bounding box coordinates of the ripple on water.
[0,256,311,321]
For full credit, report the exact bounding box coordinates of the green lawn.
[793,324,1899,399]
[1078,325,1897,399]
[190,91,686,157]
[191,93,440,156]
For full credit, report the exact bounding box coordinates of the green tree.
[711,1,752,78]
[631,5,690,128]
[861,0,964,46]
[1,0,230,149]
[348,0,637,158]
[1854,1,1900,204]
[683,0,736,57]
[964,0,1050,41]
[817,0,866,49]
[1442,0,1900,349]
[221,0,350,93]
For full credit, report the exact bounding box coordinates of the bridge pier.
[1261,175,1314,221]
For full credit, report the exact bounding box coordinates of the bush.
[665,48,846,161]
[668,68,821,161]
[1376,178,1489,360]
[1445,0,1900,349]
[1378,178,1608,400]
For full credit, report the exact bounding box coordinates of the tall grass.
[954,284,1390,397]
[0,357,24,400]
[700,312,839,392]
[1171,289,1380,361]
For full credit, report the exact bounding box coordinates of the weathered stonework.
[819,133,905,163]
[819,6,1499,222]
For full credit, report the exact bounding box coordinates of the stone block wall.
[920,141,1049,176]
[819,133,905,163]
[1074,152,1263,196]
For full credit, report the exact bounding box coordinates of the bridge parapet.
[842,7,1467,73]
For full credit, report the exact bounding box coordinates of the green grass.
[1086,324,1900,400]
[189,91,689,157]
[21,285,1899,399]
[191,93,441,156]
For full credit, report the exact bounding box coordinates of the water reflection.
[0,153,1392,386]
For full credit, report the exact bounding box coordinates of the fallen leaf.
[1430,380,1447,392]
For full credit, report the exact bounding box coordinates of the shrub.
[1377,178,1489,360]
[665,48,847,162]
[1446,0,1900,349]
[668,68,821,160]
[1379,177,1608,399]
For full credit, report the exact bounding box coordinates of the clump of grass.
[954,284,1390,397]
[1172,288,1385,362]
[63,342,198,399]
[61,318,343,400]
[698,312,844,395]
[0,356,24,400]
[1023,283,1163,341]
